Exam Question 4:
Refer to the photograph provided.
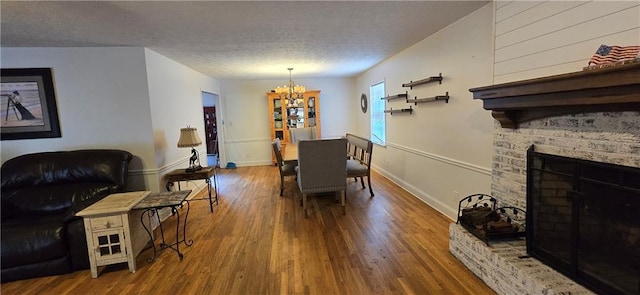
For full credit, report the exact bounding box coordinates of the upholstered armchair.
[289,127,316,142]
[272,138,297,196]
[296,138,347,217]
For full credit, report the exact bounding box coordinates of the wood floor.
[1,166,495,295]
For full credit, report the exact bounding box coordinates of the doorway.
[203,106,218,155]
[202,92,220,167]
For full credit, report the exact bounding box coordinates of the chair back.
[272,138,284,168]
[289,127,316,143]
[297,138,347,194]
[346,133,373,166]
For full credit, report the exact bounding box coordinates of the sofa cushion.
[1,256,71,283]
[1,149,132,191]
[1,199,18,221]
[1,182,114,217]
[1,217,67,269]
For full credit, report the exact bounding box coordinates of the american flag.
[588,44,640,65]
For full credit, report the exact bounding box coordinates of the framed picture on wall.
[1,68,61,140]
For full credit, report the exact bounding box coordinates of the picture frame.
[1,68,61,140]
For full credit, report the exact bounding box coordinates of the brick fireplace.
[450,63,640,295]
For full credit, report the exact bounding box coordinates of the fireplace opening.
[526,145,640,295]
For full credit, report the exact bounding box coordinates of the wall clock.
[360,93,368,113]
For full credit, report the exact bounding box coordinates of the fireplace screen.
[526,146,640,295]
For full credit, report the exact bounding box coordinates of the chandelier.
[275,68,306,108]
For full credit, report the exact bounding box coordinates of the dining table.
[282,142,298,163]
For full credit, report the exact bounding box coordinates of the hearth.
[527,145,640,295]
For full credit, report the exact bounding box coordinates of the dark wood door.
[203,106,218,155]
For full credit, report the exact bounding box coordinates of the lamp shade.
[177,127,202,148]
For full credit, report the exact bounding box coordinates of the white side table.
[76,191,150,278]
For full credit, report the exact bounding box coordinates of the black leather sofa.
[1,149,133,282]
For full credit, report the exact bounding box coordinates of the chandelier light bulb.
[274,67,305,106]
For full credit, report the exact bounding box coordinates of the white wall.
[0,47,221,193]
[0,47,155,190]
[494,1,640,83]
[218,77,353,167]
[354,4,495,219]
[144,48,220,191]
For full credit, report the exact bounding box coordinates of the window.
[370,81,386,145]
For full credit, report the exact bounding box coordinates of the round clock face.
[360,93,368,113]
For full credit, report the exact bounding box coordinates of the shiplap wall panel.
[496,2,638,51]
[496,1,512,10]
[495,1,587,43]
[495,28,640,78]
[495,61,587,82]
[494,1,640,84]
[495,1,541,22]
[495,7,639,67]
[494,31,638,83]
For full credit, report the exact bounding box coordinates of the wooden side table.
[165,166,218,212]
[76,191,150,278]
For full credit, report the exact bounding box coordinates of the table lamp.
[177,126,203,172]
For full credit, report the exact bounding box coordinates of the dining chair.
[296,138,348,217]
[289,127,316,143]
[272,138,297,196]
[345,133,374,197]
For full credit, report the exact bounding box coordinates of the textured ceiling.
[1,1,488,80]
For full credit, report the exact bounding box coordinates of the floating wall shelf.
[381,91,408,101]
[402,73,443,89]
[384,106,413,115]
[407,92,450,105]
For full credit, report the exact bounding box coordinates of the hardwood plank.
[1,166,495,294]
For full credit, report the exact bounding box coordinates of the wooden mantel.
[469,63,640,128]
